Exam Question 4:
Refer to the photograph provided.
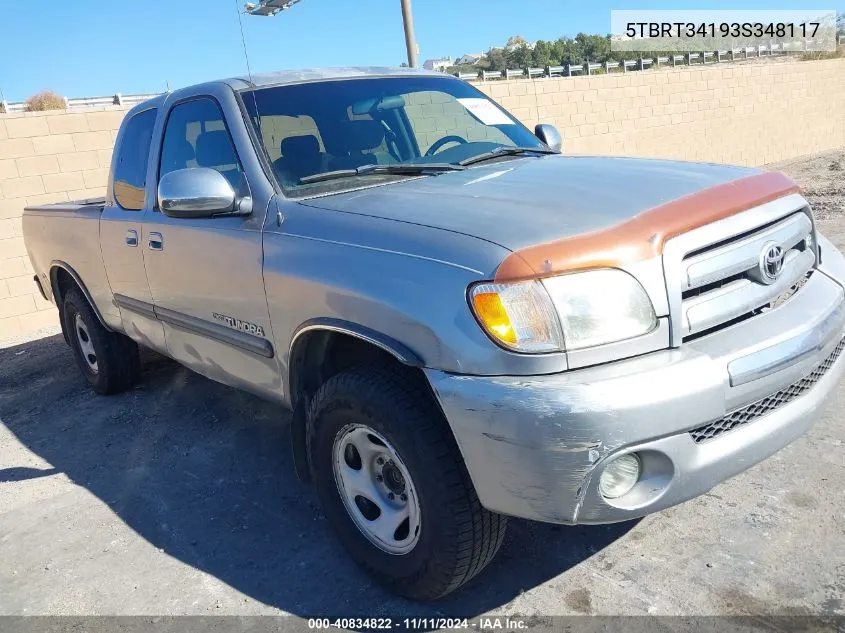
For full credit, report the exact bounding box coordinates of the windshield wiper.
[299,162,465,185]
[458,146,559,167]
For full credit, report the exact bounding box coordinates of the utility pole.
[400,0,419,68]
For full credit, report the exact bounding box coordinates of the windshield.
[241,75,546,196]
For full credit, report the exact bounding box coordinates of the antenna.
[232,0,262,129]
[233,0,255,86]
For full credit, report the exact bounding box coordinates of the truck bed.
[22,195,115,324]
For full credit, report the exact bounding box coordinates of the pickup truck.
[22,67,845,600]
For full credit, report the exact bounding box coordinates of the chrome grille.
[675,210,815,341]
[690,337,845,443]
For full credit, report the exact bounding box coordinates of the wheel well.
[52,267,76,306]
[290,330,404,402]
[288,329,436,484]
[51,267,77,344]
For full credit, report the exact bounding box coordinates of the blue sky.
[1,0,840,101]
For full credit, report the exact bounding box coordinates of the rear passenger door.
[141,94,280,400]
[100,107,167,352]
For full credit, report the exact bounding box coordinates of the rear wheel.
[309,365,507,600]
[62,288,140,395]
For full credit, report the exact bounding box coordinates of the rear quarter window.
[113,108,157,210]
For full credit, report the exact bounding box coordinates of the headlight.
[469,269,656,353]
[543,269,657,350]
[469,281,564,353]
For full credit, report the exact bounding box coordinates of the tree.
[507,44,534,69]
[532,40,552,68]
[578,33,612,62]
[486,48,507,72]
[548,39,566,65]
[560,37,585,65]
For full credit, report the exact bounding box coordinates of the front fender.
[263,202,573,407]
[290,317,424,367]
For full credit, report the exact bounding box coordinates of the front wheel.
[309,365,507,600]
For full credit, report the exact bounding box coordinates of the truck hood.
[298,155,760,251]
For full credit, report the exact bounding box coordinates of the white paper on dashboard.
[456,98,514,126]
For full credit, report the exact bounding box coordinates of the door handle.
[125,230,138,247]
[148,232,164,251]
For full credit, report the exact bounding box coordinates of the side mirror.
[158,167,247,219]
[534,124,562,152]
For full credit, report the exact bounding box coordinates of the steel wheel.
[74,313,98,374]
[332,424,421,555]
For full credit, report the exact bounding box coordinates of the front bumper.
[426,262,845,525]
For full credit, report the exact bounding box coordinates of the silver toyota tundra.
[22,67,845,599]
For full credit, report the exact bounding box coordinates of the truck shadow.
[0,334,636,617]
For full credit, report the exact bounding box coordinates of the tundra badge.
[213,313,265,337]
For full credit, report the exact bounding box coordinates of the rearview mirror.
[535,124,562,152]
[351,94,406,115]
[158,167,245,219]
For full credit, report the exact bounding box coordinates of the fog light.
[599,453,641,499]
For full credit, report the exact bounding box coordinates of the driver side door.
[141,94,280,400]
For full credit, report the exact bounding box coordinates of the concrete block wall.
[1,58,843,339]
[474,58,845,165]
[0,106,130,339]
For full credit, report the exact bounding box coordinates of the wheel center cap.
[381,462,406,495]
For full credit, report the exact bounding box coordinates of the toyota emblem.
[759,243,785,284]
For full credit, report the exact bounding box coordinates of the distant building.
[423,57,453,71]
[456,52,487,65]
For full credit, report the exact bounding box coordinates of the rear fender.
[50,261,112,339]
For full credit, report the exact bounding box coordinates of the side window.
[159,98,244,191]
[113,108,156,210]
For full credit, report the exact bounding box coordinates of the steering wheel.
[425,134,468,157]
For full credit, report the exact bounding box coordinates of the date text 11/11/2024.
[307,617,529,630]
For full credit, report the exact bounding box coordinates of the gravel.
[769,149,845,222]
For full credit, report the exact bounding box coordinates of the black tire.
[62,287,140,395]
[309,364,507,600]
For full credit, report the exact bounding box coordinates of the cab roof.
[126,67,449,116]
[224,66,445,90]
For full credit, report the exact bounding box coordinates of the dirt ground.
[0,150,844,621]
[769,149,845,222]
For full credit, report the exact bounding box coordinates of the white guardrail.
[1,93,161,114]
[456,37,834,82]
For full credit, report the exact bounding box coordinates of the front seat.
[194,130,242,188]
[161,138,196,175]
[273,135,325,185]
[329,120,392,171]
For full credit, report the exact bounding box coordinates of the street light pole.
[247,0,419,68]
[400,0,418,68]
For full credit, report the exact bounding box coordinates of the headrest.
[194,131,236,168]
[340,120,385,152]
[163,139,195,171]
[281,134,321,158]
